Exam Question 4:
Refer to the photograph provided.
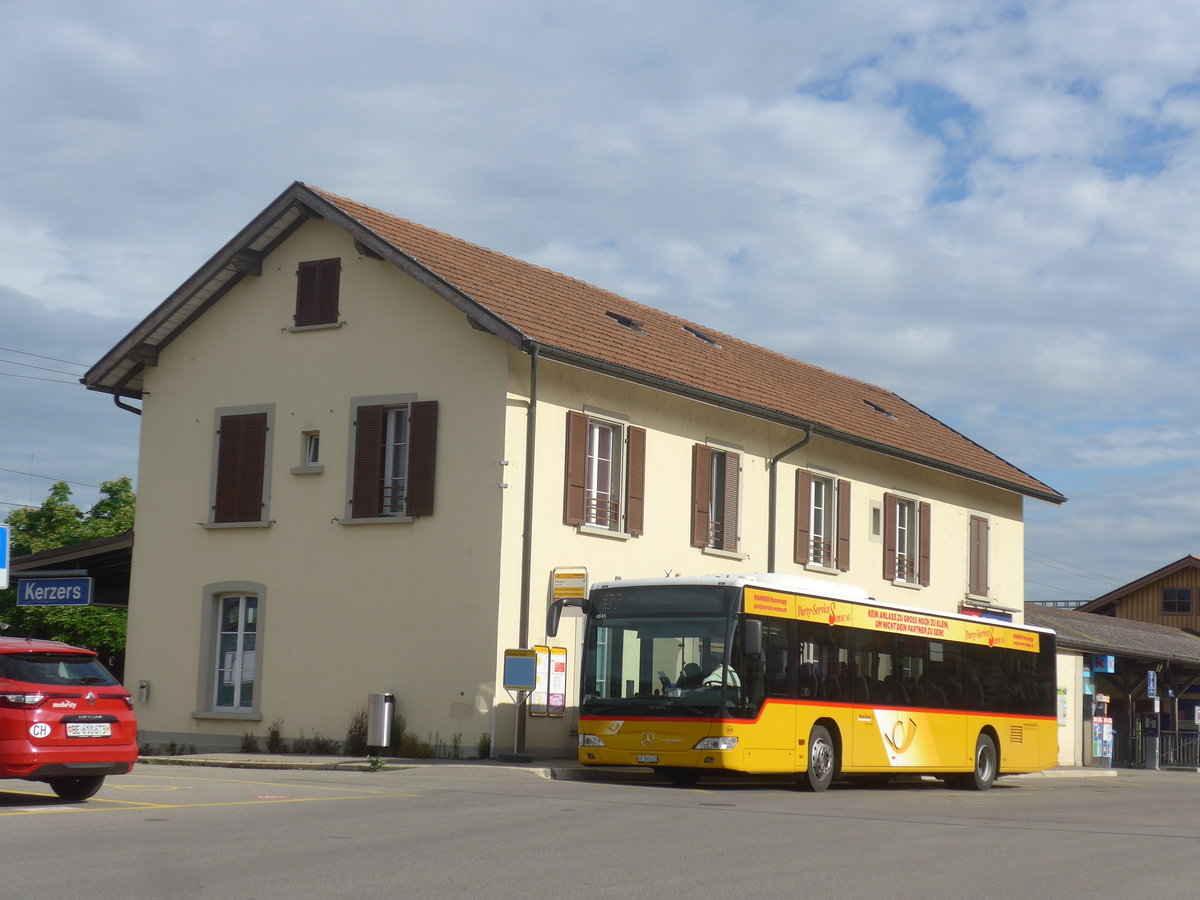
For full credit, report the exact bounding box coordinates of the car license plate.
[636,754,658,764]
[66,723,111,738]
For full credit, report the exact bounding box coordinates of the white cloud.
[3,0,1199,598]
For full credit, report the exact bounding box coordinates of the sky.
[2,1,1198,604]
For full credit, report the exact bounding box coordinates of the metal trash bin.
[367,692,396,750]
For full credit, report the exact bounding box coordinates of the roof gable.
[1076,555,1200,614]
[86,181,1064,504]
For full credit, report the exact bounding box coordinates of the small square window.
[1163,588,1192,615]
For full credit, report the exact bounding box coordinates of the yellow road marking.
[0,792,417,817]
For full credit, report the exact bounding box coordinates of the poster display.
[548,647,567,717]
[531,645,550,716]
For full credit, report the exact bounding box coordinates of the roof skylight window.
[863,399,897,420]
[684,325,720,348]
[605,311,648,335]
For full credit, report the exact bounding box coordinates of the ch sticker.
[29,723,51,739]
[883,717,917,755]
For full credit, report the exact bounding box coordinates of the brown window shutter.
[794,469,812,565]
[918,501,932,587]
[883,493,897,581]
[836,479,851,572]
[563,411,588,526]
[407,401,438,517]
[214,412,267,523]
[969,515,989,596]
[722,451,740,552]
[624,426,646,537]
[351,405,385,518]
[295,258,340,327]
[690,444,711,547]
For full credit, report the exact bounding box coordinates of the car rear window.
[0,652,118,687]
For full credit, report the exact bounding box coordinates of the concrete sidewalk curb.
[139,754,559,779]
[140,754,1131,783]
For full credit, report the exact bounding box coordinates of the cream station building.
[85,183,1064,756]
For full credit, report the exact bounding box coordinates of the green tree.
[2,478,135,674]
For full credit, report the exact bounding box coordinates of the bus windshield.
[581,585,741,718]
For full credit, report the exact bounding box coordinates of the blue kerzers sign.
[17,577,94,607]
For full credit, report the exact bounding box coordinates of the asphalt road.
[3,764,1197,899]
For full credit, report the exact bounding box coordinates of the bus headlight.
[694,736,738,751]
[579,734,606,747]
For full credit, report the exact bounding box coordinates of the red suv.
[0,636,138,801]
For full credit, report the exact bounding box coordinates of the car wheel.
[48,775,106,802]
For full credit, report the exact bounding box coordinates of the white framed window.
[795,470,850,571]
[810,475,833,566]
[215,594,258,710]
[195,581,266,721]
[691,443,740,553]
[291,430,323,475]
[564,411,646,536]
[585,419,620,527]
[895,498,916,581]
[382,407,410,516]
[884,493,930,586]
[346,395,438,522]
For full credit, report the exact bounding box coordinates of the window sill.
[964,592,990,603]
[702,547,746,562]
[340,515,414,525]
[289,464,324,475]
[286,322,343,333]
[202,520,271,530]
[192,710,263,721]
[576,524,632,541]
[891,578,922,590]
[804,563,841,575]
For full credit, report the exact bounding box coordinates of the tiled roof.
[85,182,1063,503]
[1025,605,1200,665]
[308,185,1062,503]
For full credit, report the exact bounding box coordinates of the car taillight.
[0,693,47,709]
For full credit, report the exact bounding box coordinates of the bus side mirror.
[546,597,584,638]
[547,599,565,638]
[741,619,762,657]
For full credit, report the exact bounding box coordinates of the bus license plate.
[636,754,658,764]
[66,723,111,738]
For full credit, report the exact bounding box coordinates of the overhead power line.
[0,346,88,368]
[1024,549,1120,586]
[0,357,88,377]
[0,465,101,489]
[0,371,80,385]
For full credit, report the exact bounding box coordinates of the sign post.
[502,649,538,760]
[0,524,8,590]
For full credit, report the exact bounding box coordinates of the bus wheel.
[954,733,997,791]
[800,725,836,792]
[654,767,701,787]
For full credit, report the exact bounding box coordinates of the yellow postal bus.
[548,573,1057,790]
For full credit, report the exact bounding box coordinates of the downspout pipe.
[767,424,814,573]
[516,342,539,756]
[113,394,142,416]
